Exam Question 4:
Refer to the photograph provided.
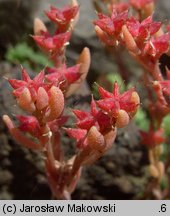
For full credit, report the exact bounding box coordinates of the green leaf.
[5,42,52,70]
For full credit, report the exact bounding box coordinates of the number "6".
[161,204,166,212]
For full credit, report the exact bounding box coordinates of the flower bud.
[131,91,140,105]
[45,86,64,122]
[122,25,141,55]
[115,109,130,128]
[157,161,165,180]
[143,2,154,18]
[17,88,35,113]
[129,91,140,118]
[149,164,159,178]
[36,87,49,110]
[34,18,47,36]
[87,126,105,151]
[104,129,117,150]
[65,47,90,97]
[95,26,116,46]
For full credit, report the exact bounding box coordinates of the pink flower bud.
[104,129,117,150]
[149,164,159,178]
[17,88,35,113]
[36,87,49,110]
[157,161,165,180]
[131,91,140,105]
[142,2,154,17]
[122,25,141,55]
[129,91,140,117]
[65,47,91,97]
[34,18,47,36]
[115,109,130,128]
[45,86,64,122]
[87,126,105,151]
[95,26,116,46]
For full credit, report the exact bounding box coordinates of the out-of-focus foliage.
[134,108,149,131]
[162,114,170,136]
[5,42,52,70]
[160,175,169,190]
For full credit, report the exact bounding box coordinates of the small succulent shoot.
[2,0,142,200]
